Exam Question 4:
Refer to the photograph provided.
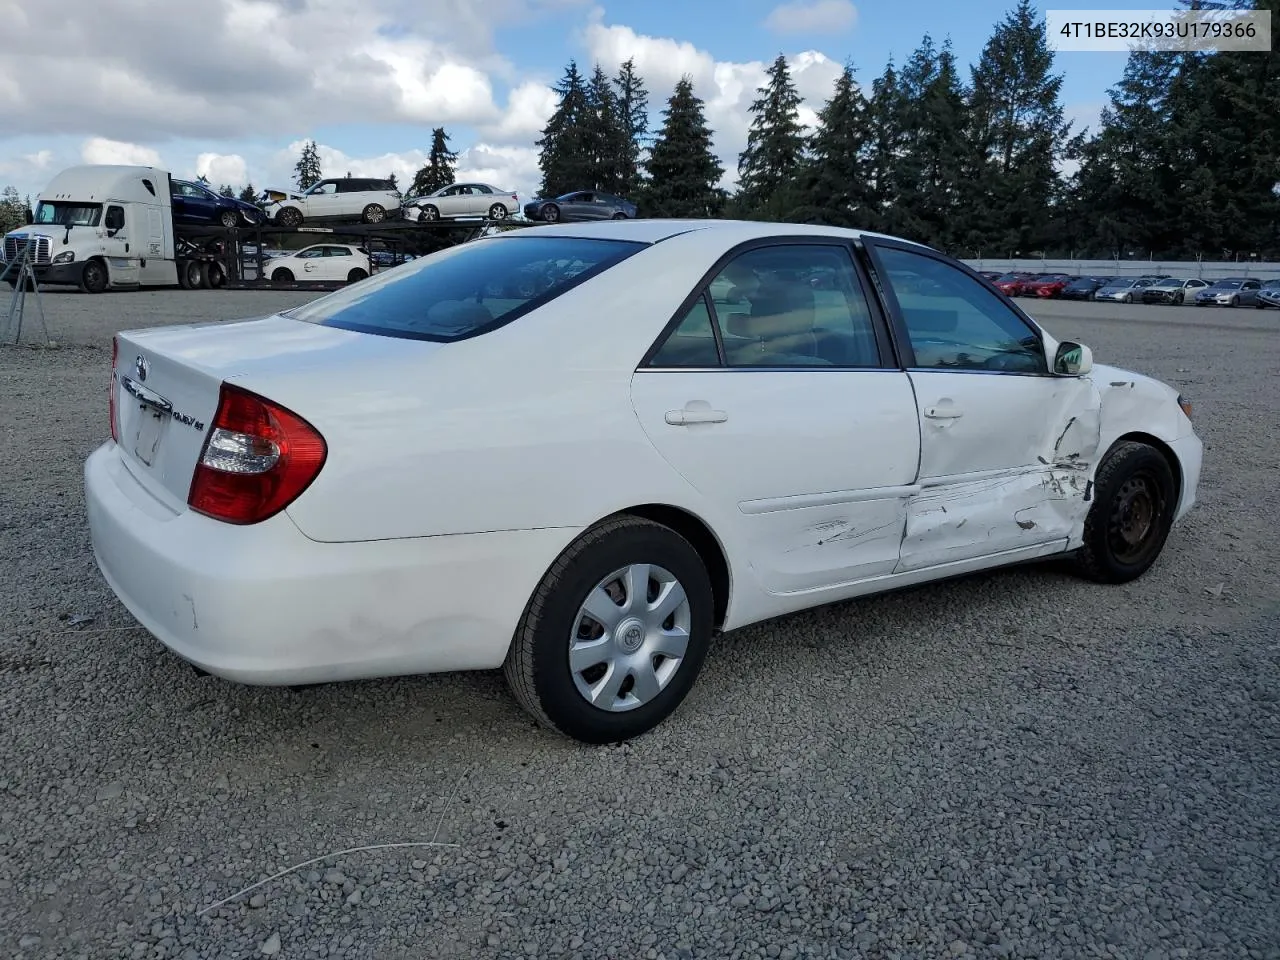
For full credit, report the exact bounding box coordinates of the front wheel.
[79,259,108,294]
[503,516,714,744]
[1175,292,1184,305]
[362,204,386,224]
[276,207,303,228]
[1123,293,1132,303]
[611,212,628,220]
[1230,295,1239,307]
[541,204,560,223]
[418,205,439,222]
[271,267,294,282]
[1072,441,1177,584]
[220,210,239,229]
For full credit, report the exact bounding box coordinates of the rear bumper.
[84,442,576,685]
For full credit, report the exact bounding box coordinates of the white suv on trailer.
[261,177,401,227]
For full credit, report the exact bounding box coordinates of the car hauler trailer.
[2,164,525,294]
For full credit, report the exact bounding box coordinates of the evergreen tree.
[965,0,1070,255]
[613,57,650,197]
[537,61,594,197]
[586,63,631,193]
[219,184,236,198]
[410,128,459,197]
[644,77,726,218]
[864,60,907,234]
[735,54,807,218]
[0,185,26,234]
[294,141,322,190]
[895,36,970,249]
[791,63,874,228]
[239,182,257,203]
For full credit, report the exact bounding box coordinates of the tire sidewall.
[81,259,108,293]
[488,204,507,219]
[528,525,714,743]
[1083,443,1178,582]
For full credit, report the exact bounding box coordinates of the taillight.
[109,336,119,443]
[188,383,327,525]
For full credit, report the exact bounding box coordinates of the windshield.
[1101,279,1132,289]
[1261,279,1280,290]
[1210,280,1242,288]
[286,235,647,342]
[995,273,1022,282]
[33,201,102,227]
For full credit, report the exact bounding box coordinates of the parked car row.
[978,270,1280,308]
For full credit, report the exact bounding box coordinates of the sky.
[0,0,1146,203]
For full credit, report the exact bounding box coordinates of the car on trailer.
[260,178,402,227]
[402,182,520,223]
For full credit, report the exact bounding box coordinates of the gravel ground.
[1,288,1278,960]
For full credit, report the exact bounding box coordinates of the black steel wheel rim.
[1106,470,1166,564]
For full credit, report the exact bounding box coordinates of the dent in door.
[899,378,1102,572]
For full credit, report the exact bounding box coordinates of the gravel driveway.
[1,289,1277,959]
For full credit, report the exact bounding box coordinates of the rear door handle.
[665,409,727,426]
[923,406,963,420]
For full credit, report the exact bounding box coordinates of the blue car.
[171,178,266,228]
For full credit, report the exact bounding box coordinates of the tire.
[276,207,303,228]
[219,210,239,229]
[1123,293,1132,303]
[487,203,507,220]
[503,515,714,744]
[346,268,368,283]
[1175,292,1184,305]
[362,204,386,224]
[206,260,227,288]
[1230,295,1239,307]
[542,204,560,223]
[271,267,294,282]
[611,212,628,220]
[1072,441,1178,584]
[177,259,206,290]
[419,205,439,222]
[79,258,108,294]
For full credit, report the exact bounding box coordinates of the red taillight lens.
[188,383,327,525]
[109,336,119,443]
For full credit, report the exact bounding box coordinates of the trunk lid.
[111,314,436,512]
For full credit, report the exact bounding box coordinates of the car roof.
[503,218,937,250]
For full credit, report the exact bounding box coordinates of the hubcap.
[568,563,691,713]
[1107,472,1164,564]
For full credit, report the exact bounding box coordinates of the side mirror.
[1053,340,1093,376]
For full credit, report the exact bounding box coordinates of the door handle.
[923,406,963,420]
[665,409,727,426]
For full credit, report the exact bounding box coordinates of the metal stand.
[1,239,53,347]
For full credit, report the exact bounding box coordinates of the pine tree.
[613,57,650,197]
[644,77,726,218]
[864,60,907,235]
[791,63,873,228]
[0,185,25,233]
[294,141,322,190]
[219,184,236,198]
[966,0,1069,255]
[410,128,459,197]
[735,54,807,218]
[239,183,257,203]
[537,61,594,197]
[585,63,630,193]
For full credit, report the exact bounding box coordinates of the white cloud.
[195,153,249,186]
[764,0,858,35]
[80,137,162,167]
[22,150,54,169]
[581,14,842,187]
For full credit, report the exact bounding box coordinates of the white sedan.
[402,182,520,222]
[86,220,1203,744]
[264,244,371,283]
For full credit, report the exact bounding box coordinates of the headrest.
[727,284,816,341]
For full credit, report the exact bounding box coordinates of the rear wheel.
[177,259,206,290]
[271,267,294,282]
[206,260,227,288]
[503,516,714,744]
[79,258,108,294]
[346,268,368,283]
[1073,441,1177,584]
[487,203,507,220]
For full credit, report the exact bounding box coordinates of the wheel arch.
[1103,431,1184,509]
[606,503,732,630]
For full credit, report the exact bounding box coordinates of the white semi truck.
[0,164,237,293]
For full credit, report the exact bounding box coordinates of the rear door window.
[286,235,646,342]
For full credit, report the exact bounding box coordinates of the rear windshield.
[286,235,646,342]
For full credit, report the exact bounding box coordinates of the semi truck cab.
[2,165,180,293]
